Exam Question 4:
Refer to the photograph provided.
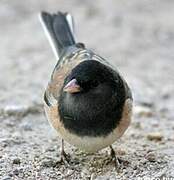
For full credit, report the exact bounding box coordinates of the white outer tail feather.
[65,13,75,39]
[38,12,75,60]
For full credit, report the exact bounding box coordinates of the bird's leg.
[60,139,70,163]
[109,145,121,170]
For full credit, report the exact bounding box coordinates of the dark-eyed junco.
[39,11,133,168]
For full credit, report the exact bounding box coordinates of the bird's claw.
[60,150,71,164]
[110,146,121,171]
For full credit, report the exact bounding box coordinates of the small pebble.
[12,158,21,164]
[41,159,56,167]
[45,147,55,152]
[134,122,142,129]
[13,169,19,176]
[133,165,137,170]
[2,176,12,180]
[0,159,4,164]
[145,152,156,162]
[147,132,163,141]
[116,149,126,155]
[134,106,153,117]
[140,102,154,108]
[21,123,32,131]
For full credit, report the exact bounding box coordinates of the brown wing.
[44,48,94,106]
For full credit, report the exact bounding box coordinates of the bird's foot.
[55,150,71,167]
[60,150,71,164]
[55,139,71,166]
[109,146,121,171]
[107,146,124,172]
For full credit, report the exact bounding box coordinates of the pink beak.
[63,79,81,93]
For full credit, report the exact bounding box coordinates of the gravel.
[1,0,174,179]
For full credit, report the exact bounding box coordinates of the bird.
[39,11,133,168]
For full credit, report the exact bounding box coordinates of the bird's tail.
[39,11,76,59]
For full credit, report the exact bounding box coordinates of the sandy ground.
[0,0,174,179]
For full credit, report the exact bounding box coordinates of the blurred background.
[0,0,174,179]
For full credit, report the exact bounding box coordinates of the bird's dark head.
[59,60,127,137]
[63,60,117,95]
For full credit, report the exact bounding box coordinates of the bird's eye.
[91,80,99,88]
